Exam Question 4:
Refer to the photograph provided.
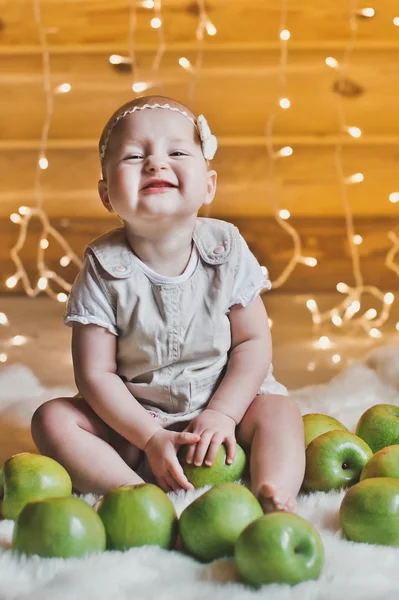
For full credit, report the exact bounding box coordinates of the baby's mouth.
[142,180,177,190]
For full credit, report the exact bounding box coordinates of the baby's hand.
[143,429,200,493]
[183,409,236,468]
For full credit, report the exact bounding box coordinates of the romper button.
[213,245,225,254]
[113,265,127,272]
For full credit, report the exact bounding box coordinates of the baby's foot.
[257,483,296,514]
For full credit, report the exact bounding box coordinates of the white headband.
[99,102,218,163]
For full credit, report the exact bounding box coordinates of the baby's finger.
[175,431,201,446]
[185,443,197,465]
[169,461,194,491]
[156,476,173,493]
[225,437,236,465]
[204,435,223,466]
[193,432,213,466]
[165,473,181,492]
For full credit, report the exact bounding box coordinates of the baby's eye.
[124,154,143,160]
[170,151,187,157]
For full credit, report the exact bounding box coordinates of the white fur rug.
[2,345,399,599]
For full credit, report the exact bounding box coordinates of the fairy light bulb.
[60,255,71,267]
[279,98,291,109]
[151,17,162,29]
[318,336,331,349]
[332,314,343,327]
[109,55,124,65]
[369,328,382,339]
[18,206,30,215]
[55,83,71,94]
[11,335,27,346]
[206,22,217,36]
[6,276,19,289]
[40,238,49,249]
[0,353,7,363]
[364,308,377,320]
[393,17,399,26]
[306,299,317,311]
[279,209,291,220]
[384,292,395,305]
[325,56,339,68]
[179,57,192,71]
[347,126,362,138]
[141,0,154,7]
[307,362,316,372]
[358,8,375,17]
[389,192,399,203]
[353,235,363,245]
[38,277,48,290]
[396,323,399,331]
[302,257,318,267]
[277,146,293,157]
[10,213,21,224]
[0,312,8,325]
[336,282,349,293]
[57,293,68,303]
[345,172,364,184]
[39,156,48,170]
[132,82,151,93]
[332,354,341,364]
[280,29,290,40]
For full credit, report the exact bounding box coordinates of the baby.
[31,95,305,512]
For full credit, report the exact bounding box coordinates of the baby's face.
[99,108,216,224]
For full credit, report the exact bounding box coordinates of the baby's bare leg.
[237,394,305,513]
[31,397,144,495]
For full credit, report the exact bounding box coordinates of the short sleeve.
[228,235,272,310]
[63,252,118,336]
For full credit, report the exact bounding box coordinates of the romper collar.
[87,218,236,278]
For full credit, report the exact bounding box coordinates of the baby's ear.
[203,169,217,206]
[98,179,114,213]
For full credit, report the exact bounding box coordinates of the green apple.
[179,482,263,562]
[340,477,399,546]
[0,453,72,520]
[303,413,348,447]
[178,443,246,489]
[97,483,177,551]
[360,445,399,481]
[356,404,399,453]
[235,513,324,586]
[13,496,106,558]
[303,430,373,492]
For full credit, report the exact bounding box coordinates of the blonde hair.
[98,96,199,177]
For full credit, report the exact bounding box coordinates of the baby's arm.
[72,322,199,490]
[207,295,271,423]
[72,322,162,449]
[184,296,271,467]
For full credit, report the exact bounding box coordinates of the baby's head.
[98,96,218,223]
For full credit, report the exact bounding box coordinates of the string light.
[205,22,217,36]
[0,313,9,326]
[11,335,28,346]
[261,0,312,291]
[346,126,362,138]
[178,57,193,71]
[306,2,395,337]
[150,17,162,29]
[38,156,48,170]
[279,98,291,109]
[389,192,399,203]
[276,146,293,157]
[0,354,7,363]
[141,0,154,7]
[132,81,152,93]
[325,57,339,68]
[393,17,399,26]
[55,83,71,94]
[10,213,22,224]
[345,172,364,184]
[332,354,341,364]
[279,209,290,220]
[6,0,83,299]
[357,8,375,17]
